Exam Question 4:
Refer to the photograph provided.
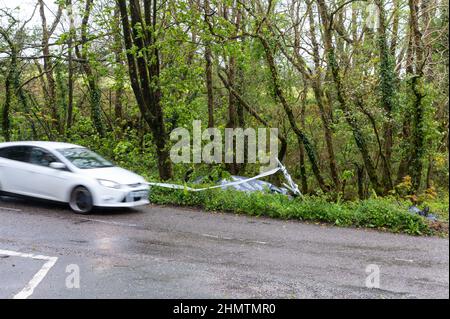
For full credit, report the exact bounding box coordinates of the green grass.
[149,187,435,236]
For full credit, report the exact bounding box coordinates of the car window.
[0,146,31,162]
[29,147,59,167]
[56,147,114,169]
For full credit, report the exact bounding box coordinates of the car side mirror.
[49,162,66,170]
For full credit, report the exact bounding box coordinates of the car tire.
[69,186,93,214]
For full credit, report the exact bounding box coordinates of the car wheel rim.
[73,189,91,212]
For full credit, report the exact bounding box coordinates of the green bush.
[149,187,432,235]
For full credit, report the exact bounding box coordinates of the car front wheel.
[69,186,93,214]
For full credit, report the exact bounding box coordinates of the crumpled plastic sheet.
[408,205,438,221]
[219,176,289,195]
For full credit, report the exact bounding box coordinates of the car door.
[26,147,73,202]
[0,146,34,195]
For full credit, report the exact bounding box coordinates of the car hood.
[77,166,146,185]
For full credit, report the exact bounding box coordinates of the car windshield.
[57,147,114,169]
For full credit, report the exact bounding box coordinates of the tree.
[117,0,173,180]
[75,0,106,137]
[316,0,383,195]
[38,0,62,134]
[1,0,448,197]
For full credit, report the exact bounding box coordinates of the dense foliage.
[0,0,448,228]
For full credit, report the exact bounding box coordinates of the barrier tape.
[146,160,302,197]
[277,158,302,197]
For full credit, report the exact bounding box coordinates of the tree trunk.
[66,0,74,132]
[390,0,400,56]
[259,34,329,192]
[355,163,365,200]
[113,6,124,123]
[316,0,383,195]
[299,89,308,194]
[407,0,426,192]
[118,0,173,180]
[396,6,417,185]
[408,75,426,192]
[77,0,105,137]
[375,0,395,192]
[2,64,13,141]
[224,4,241,175]
[38,0,62,134]
[308,7,340,191]
[204,0,214,128]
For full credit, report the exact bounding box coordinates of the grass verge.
[148,187,445,236]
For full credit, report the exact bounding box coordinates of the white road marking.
[0,249,58,299]
[0,206,22,212]
[201,233,220,239]
[201,234,267,245]
[251,241,268,245]
[79,218,138,228]
[395,258,414,263]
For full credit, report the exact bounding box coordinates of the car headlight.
[98,179,121,189]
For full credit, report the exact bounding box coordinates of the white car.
[0,141,150,214]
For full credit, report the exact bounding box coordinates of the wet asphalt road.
[0,195,448,299]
